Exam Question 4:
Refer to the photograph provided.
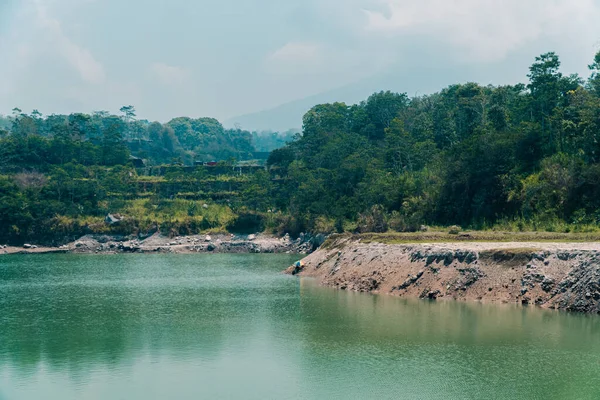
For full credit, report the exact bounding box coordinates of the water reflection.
[296,279,600,399]
[0,255,299,375]
[1,254,600,399]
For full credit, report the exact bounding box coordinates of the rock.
[207,243,216,251]
[420,225,429,232]
[395,271,424,290]
[541,277,555,293]
[205,235,212,242]
[105,213,124,225]
[23,244,32,249]
[31,245,38,249]
[310,234,326,250]
[429,290,441,300]
[202,204,209,209]
[169,242,177,246]
[457,267,484,288]
[247,234,256,241]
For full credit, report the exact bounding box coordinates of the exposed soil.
[288,236,600,314]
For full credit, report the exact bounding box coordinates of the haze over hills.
[225,57,530,132]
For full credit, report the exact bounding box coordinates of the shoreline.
[290,236,600,314]
[0,232,320,256]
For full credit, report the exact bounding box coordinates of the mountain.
[224,59,528,132]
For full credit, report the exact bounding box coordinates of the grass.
[50,199,238,237]
[333,230,600,244]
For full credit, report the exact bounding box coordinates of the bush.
[357,205,388,233]
[312,216,335,234]
[389,211,420,233]
[227,211,266,234]
[272,215,306,238]
[448,225,461,235]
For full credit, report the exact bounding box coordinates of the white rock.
[248,234,256,241]
[205,235,212,242]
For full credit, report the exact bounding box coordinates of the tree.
[527,52,563,133]
[119,105,136,122]
[120,105,137,141]
[101,116,129,165]
[363,91,409,140]
[589,50,600,96]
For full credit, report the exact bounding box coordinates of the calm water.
[1,254,600,399]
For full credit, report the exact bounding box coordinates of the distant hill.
[224,60,526,132]
[224,84,376,132]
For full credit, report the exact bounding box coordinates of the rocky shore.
[289,236,600,314]
[0,232,324,256]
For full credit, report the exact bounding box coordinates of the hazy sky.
[1,0,600,122]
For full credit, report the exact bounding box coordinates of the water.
[1,254,600,399]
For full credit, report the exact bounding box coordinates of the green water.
[1,254,600,399]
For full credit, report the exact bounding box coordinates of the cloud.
[149,63,190,86]
[363,0,600,62]
[32,0,105,84]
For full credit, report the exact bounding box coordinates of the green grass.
[331,230,600,245]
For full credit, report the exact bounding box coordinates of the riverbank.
[0,232,320,255]
[289,235,600,313]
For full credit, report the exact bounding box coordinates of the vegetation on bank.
[331,230,600,246]
[2,50,600,244]
[267,51,600,235]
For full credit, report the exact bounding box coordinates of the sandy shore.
[290,236,600,313]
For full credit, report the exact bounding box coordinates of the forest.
[1,51,600,244]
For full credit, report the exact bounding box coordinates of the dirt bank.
[289,236,600,313]
[0,232,319,256]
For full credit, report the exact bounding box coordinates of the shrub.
[448,225,461,235]
[357,205,388,233]
[227,211,266,234]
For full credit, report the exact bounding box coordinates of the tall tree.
[589,50,600,96]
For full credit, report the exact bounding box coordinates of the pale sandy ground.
[0,246,68,255]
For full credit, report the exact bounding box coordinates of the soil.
[288,236,600,314]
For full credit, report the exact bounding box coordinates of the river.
[1,254,600,399]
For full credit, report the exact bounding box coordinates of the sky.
[1,0,600,126]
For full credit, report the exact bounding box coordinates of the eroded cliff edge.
[287,237,600,313]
